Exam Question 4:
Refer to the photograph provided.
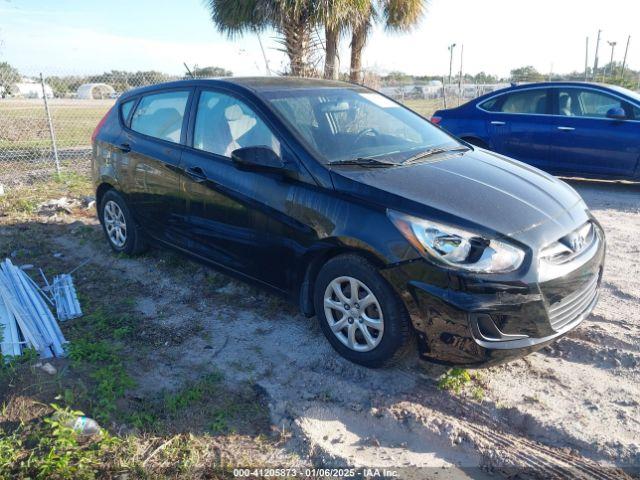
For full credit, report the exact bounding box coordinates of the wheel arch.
[297,242,388,318]
[95,182,116,220]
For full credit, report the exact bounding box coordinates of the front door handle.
[185,166,207,183]
[557,126,575,131]
[490,121,506,126]
[117,143,131,153]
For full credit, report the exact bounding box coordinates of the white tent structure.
[13,82,53,99]
[76,83,115,100]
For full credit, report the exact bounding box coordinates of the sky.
[0,0,638,78]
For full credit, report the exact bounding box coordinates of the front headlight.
[387,210,525,273]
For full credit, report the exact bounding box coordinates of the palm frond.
[319,0,370,31]
[381,0,427,31]
[203,0,271,38]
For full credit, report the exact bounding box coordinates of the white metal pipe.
[0,295,22,357]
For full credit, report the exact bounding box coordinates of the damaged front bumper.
[382,225,606,366]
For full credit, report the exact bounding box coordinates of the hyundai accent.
[92,78,605,367]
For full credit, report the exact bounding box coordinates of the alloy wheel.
[323,276,384,352]
[103,200,127,248]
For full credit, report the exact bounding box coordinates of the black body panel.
[92,78,606,366]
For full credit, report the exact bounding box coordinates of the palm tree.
[349,0,427,82]
[205,0,319,76]
[320,0,369,79]
[205,0,425,80]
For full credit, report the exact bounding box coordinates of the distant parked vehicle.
[432,82,640,181]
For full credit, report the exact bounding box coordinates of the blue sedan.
[432,82,640,180]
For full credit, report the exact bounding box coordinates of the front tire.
[99,190,147,255]
[313,254,412,368]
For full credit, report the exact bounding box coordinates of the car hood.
[329,148,589,243]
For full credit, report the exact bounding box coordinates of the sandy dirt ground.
[38,179,640,478]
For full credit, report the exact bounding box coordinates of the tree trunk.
[324,25,339,79]
[350,21,367,83]
[282,13,311,77]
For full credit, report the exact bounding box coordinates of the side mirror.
[606,107,626,120]
[231,146,284,173]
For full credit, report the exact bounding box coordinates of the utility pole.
[255,28,271,76]
[448,43,457,85]
[593,29,601,80]
[620,35,631,81]
[183,62,194,79]
[584,36,589,81]
[606,41,617,80]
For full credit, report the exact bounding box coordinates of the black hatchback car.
[92,77,605,367]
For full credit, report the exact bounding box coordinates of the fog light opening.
[476,314,503,340]
[471,314,529,343]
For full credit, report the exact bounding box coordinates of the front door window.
[556,88,625,118]
[193,91,280,158]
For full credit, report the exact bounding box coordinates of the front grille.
[540,222,595,265]
[548,273,599,331]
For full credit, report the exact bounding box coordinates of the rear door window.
[498,90,548,114]
[130,90,190,143]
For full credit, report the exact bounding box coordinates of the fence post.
[40,73,60,176]
[442,76,447,109]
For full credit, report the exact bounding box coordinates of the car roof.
[505,81,621,90]
[119,76,362,101]
[484,81,630,97]
[464,81,635,107]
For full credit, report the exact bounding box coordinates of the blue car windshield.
[608,85,640,104]
[265,88,461,164]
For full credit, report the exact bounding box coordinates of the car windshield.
[608,84,640,104]
[264,87,461,164]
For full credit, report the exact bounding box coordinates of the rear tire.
[99,190,147,256]
[313,254,412,368]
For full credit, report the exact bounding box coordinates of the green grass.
[399,98,446,118]
[61,301,140,423]
[437,368,487,400]
[0,175,290,477]
[0,348,39,385]
[0,403,124,479]
[164,372,224,415]
[437,368,473,394]
[0,171,93,218]
[0,99,112,150]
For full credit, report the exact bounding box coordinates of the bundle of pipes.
[53,274,82,321]
[0,259,70,359]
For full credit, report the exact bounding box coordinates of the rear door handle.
[117,143,131,153]
[185,166,207,183]
[490,121,506,126]
[557,126,575,131]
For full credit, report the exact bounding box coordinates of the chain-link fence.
[0,68,510,187]
[0,69,185,187]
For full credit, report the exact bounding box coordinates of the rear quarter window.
[478,97,501,112]
[120,99,136,125]
[130,90,190,143]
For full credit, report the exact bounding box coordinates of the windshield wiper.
[402,146,469,165]
[327,157,397,168]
